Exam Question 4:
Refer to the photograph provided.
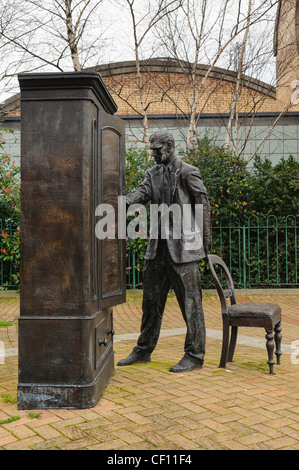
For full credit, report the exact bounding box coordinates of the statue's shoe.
[169,355,203,373]
[117,351,151,366]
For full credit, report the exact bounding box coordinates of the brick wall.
[276,0,299,111]
[103,70,277,117]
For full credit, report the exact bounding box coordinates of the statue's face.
[150,138,174,165]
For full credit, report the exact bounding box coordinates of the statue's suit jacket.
[126,156,211,264]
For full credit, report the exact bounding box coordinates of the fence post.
[242,225,246,289]
[132,250,136,289]
[286,215,297,285]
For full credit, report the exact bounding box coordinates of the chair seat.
[228,302,281,328]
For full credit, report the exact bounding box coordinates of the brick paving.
[0,291,299,450]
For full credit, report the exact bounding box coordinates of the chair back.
[207,254,236,314]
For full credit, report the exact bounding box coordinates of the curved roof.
[0,92,21,117]
[0,57,276,117]
[87,58,275,98]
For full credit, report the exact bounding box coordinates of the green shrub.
[183,134,255,223]
[125,141,154,264]
[0,127,20,226]
[249,154,299,219]
[0,127,21,288]
[183,135,299,223]
[125,140,154,194]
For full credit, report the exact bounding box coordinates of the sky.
[0,0,278,103]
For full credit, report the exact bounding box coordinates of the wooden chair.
[207,254,282,374]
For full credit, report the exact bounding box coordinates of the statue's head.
[149,130,175,165]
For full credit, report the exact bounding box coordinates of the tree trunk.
[65,0,82,71]
[225,0,251,151]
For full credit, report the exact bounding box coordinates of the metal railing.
[0,215,298,290]
[126,250,144,289]
[126,215,299,289]
[208,215,298,289]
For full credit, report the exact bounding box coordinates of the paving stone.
[146,431,189,449]
[112,428,145,444]
[0,293,299,451]
[33,425,64,440]
[58,436,99,450]
[4,435,44,450]
[266,436,299,449]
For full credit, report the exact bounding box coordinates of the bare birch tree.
[0,0,106,80]
[0,0,31,98]
[225,0,252,151]
[155,0,280,151]
[113,0,182,146]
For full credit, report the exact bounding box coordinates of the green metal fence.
[126,215,299,289]
[126,250,144,289]
[0,219,20,289]
[208,214,298,289]
[0,215,298,290]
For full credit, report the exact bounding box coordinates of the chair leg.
[219,319,230,368]
[265,329,275,375]
[227,326,238,362]
[274,321,282,365]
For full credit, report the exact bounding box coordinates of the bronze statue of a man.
[118,130,211,372]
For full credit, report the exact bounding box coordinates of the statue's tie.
[163,164,171,206]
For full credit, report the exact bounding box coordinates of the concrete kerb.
[127,288,299,296]
[1,288,299,299]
